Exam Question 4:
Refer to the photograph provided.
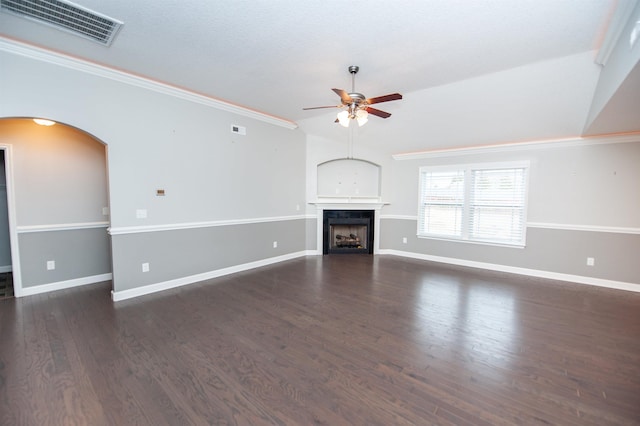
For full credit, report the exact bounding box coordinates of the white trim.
[17,221,110,233]
[309,202,388,210]
[527,222,640,235]
[19,273,113,297]
[419,160,531,172]
[380,214,418,221]
[111,251,308,301]
[0,145,23,297]
[378,249,640,293]
[379,216,640,235]
[0,37,297,130]
[108,215,306,236]
[392,133,640,160]
[311,197,386,204]
[0,265,12,273]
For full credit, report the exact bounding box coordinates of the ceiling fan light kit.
[303,65,402,127]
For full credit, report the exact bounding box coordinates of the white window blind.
[469,168,527,244]
[418,170,464,236]
[418,162,529,246]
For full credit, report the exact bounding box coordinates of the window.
[418,162,529,246]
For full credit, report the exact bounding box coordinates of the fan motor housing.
[345,92,366,106]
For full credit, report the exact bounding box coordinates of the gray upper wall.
[0,50,307,230]
[386,140,640,229]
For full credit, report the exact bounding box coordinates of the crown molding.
[392,132,640,160]
[0,37,298,130]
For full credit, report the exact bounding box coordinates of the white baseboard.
[18,248,639,301]
[112,251,310,302]
[378,249,640,293]
[19,273,113,297]
[0,265,12,273]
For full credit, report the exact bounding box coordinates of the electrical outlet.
[586,257,595,266]
[102,207,109,216]
[46,260,55,270]
[142,262,150,272]
[402,237,408,244]
[136,209,147,219]
[273,241,278,248]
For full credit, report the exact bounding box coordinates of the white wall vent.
[0,0,123,46]
[231,125,246,135]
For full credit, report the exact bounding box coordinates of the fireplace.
[323,210,374,254]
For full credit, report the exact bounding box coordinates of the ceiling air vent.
[0,0,123,46]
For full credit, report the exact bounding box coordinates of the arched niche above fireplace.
[317,158,381,198]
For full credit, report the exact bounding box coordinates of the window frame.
[417,161,530,247]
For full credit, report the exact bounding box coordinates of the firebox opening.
[323,210,374,255]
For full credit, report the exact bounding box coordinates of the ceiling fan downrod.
[347,65,364,116]
[349,65,359,93]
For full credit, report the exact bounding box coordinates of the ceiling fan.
[303,65,402,127]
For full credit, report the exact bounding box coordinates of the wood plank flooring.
[1,255,639,425]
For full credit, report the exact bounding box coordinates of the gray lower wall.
[380,218,640,284]
[305,217,317,251]
[111,219,307,292]
[19,227,112,287]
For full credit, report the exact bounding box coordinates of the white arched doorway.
[0,117,112,298]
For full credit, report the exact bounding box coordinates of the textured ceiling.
[0,1,615,118]
[1,0,636,153]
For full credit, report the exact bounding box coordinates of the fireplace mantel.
[310,198,388,254]
[310,197,389,210]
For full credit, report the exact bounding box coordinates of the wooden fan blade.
[303,105,340,110]
[366,93,403,105]
[365,107,391,119]
[332,88,353,104]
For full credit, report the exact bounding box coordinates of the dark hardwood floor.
[1,255,639,425]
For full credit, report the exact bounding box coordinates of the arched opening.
[317,158,382,199]
[0,117,111,298]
